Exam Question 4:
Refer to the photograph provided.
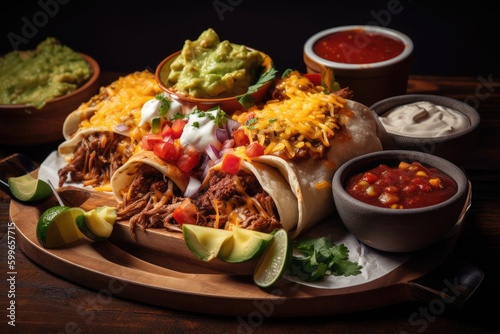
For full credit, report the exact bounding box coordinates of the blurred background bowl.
[370,94,480,165]
[0,54,100,146]
[332,150,470,253]
[303,25,413,106]
[155,50,274,114]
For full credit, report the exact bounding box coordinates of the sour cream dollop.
[180,110,222,151]
[379,101,470,138]
[138,92,182,127]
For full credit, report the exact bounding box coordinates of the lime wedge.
[253,229,292,288]
[75,206,117,241]
[217,227,274,263]
[8,174,52,202]
[182,224,234,261]
[36,206,87,248]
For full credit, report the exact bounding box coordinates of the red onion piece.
[205,144,220,161]
[184,176,201,197]
[113,124,130,133]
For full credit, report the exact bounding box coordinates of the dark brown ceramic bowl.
[332,150,470,253]
[155,50,274,114]
[0,54,100,146]
[370,94,480,165]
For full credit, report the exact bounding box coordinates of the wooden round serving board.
[10,184,467,317]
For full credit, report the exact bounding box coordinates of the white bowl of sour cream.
[371,94,480,165]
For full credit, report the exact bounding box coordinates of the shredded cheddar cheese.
[233,71,346,160]
[77,70,162,136]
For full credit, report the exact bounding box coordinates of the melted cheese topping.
[77,70,163,142]
[233,72,345,159]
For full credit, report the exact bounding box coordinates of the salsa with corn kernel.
[345,161,457,209]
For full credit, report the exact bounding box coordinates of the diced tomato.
[361,172,378,184]
[160,123,173,138]
[221,153,241,175]
[141,134,163,150]
[303,73,321,86]
[245,142,265,158]
[153,141,182,162]
[232,128,250,147]
[171,118,187,139]
[172,198,199,225]
[176,144,201,172]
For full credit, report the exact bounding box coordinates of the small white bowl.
[370,94,481,165]
[304,25,413,106]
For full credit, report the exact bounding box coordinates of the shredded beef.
[58,131,134,187]
[115,164,185,237]
[116,166,283,236]
[190,169,282,233]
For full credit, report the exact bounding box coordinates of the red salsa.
[313,28,405,64]
[345,161,457,209]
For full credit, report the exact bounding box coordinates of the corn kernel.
[399,161,410,169]
[366,186,378,197]
[429,178,443,188]
[416,171,428,177]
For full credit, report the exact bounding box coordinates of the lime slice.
[182,224,233,261]
[217,227,274,263]
[75,206,117,241]
[253,229,292,288]
[8,174,52,202]
[36,206,87,248]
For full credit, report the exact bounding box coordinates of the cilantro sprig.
[289,236,362,282]
[155,93,172,116]
[237,67,277,109]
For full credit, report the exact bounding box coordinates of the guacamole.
[167,28,264,99]
[0,37,92,108]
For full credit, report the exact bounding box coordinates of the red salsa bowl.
[332,150,470,253]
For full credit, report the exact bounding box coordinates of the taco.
[57,70,165,191]
[233,71,389,237]
[111,150,299,237]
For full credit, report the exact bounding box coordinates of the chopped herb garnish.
[155,93,172,117]
[192,121,200,128]
[289,236,362,282]
[245,117,258,130]
[237,67,278,109]
[281,68,294,78]
[172,112,185,120]
[269,118,277,123]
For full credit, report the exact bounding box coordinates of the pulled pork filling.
[116,165,282,237]
[191,169,282,233]
[58,131,135,188]
[115,164,186,236]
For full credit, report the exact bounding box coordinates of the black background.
[0,0,497,78]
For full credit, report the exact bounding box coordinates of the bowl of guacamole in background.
[0,37,100,146]
[156,28,275,114]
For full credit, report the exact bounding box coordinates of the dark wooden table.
[1,75,499,333]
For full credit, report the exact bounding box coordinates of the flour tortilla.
[110,149,190,201]
[254,99,387,238]
[110,151,299,233]
[204,160,299,232]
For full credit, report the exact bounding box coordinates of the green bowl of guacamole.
[155,28,275,113]
[0,38,100,145]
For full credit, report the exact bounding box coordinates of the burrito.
[57,70,165,191]
[111,149,299,237]
[232,70,388,238]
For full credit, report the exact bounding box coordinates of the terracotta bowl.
[0,54,100,146]
[370,94,480,165]
[332,150,470,253]
[303,25,413,106]
[155,50,274,114]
